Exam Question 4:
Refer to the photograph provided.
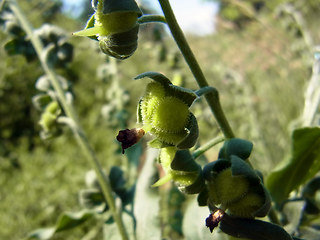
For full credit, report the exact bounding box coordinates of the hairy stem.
[193,135,225,159]
[8,1,129,239]
[138,14,167,24]
[158,0,235,139]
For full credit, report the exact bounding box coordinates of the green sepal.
[252,185,272,218]
[92,0,142,16]
[35,75,69,92]
[197,188,209,206]
[176,113,199,149]
[218,138,253,160]
[32,94,52,111]
[99,24,139,59]
[137,98,143,124]
[83,14,98,41]
[134,71,172,86]
[177,169,205,194]
[229,156,271,218]
[203,159,230,181]
[230,156,260,184]
[134,71,198,107]
[219,214,293,240]
[171,149,198,172]
[148,138,174,149]
[302,176,320,199]
[170,150,204,193]
[152,173,172,187]
[167,85,198,107]
[195,86,217,97]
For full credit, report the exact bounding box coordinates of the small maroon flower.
[206,209,225,233]
[116,128,145,154]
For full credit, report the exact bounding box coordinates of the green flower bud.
[153,148,204,194]
[226,192,264,218]
[74,0,142,59]
[39,112,57,132]
[45,101,61,115]
[136,72,199,148]
[38,101,62,139]
[203,156,271,219]
[208,168,249,205]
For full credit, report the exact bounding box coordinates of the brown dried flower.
[116,128,145,154]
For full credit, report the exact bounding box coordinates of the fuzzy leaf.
[27,210,95,239]
[55,210,95,232]
[266,127,320,204]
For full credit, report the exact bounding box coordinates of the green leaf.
[266,127,320,204]
[27,228,55,240]
[55,210,95,232]
[27,210,95,239]
[78,189,107,212]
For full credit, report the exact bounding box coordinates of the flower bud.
[203,156,271,219]
[136,72,199,149]
[73,0,142,59]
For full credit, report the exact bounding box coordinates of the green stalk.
[158,0,235,139]
[192,135,225,159]
[8,1,129,239]
[138,14,167,24]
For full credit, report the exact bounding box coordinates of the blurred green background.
[0,0,319,239]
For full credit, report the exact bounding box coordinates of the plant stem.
[158,0,235,139]
[192,135,225,159]
[138,14,167,24]
[8,1,129,239]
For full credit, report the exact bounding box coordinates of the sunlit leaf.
[266,127,320,204]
